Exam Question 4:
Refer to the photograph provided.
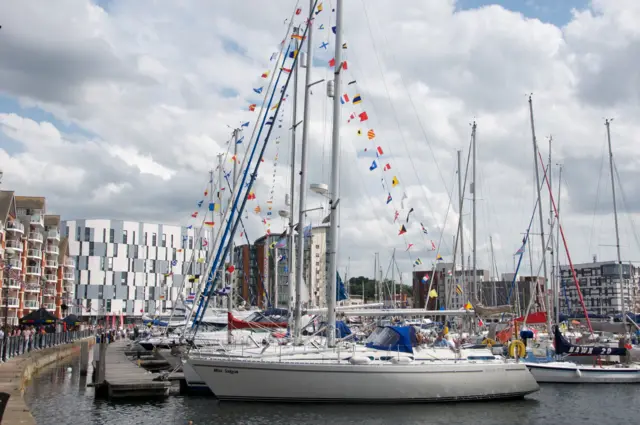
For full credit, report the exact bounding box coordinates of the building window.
[121,274,127,285]
[110,229,115,243]
[188,236,193,250]
[106,299,111,313]
[132,231,136,245]
[107,257,113,271]
[152,232,157,246]
[100,257,106,271]
[171,235,174,248]
[144,232,148,245]
[113,243,118,257]
[76,227,81,241]
[144,300,149,312]
[161,233,166,247]
[122,230,128,244]
[89,243,95,256]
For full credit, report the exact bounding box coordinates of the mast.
[490,235,497,305]
[274,246,279,308]
[391,249,396,307]
[215,154,224,309]
[293,2,314,341]
[527,95,551,334]
[326,0,343,347]
[227,129,240,344]
[373,253,377,303]
[555,164,562,325]
[287,27,300,315]
[458,149,465,304]
[471,121,477,303]
[548,136,554,324]
[605,119,625,325]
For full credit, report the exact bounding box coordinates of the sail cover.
[554,326,627,357]
[472,301,512,317]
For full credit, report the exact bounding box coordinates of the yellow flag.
[428,289,438,298]
[464,302,473,310]
[392,176,399,187]
[357,129,362,136]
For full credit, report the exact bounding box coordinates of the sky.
[1,0,640,285]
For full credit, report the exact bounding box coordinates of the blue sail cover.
[142,318,169,327]
[365,326,417,354]
[337,272,348,301]
[336,320,352,338]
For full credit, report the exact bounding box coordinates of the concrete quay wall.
[0,337,96,425]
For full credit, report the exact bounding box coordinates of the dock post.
[97,342,107,384]
[80,340,89,376]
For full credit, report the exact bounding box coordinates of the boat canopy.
[365,326,417,354]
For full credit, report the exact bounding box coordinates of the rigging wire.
[587,136,607,257]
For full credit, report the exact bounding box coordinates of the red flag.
[226,265,235,273]
[398,225,407,235]
[191,212,198,218]
[383,163,391,171]
[406,243,414,251]
[376,146,384,155]
[295,8,302,15]
[282,67,292,73]
[328,58,336,67]
[359,111,369,122]
[342,61,348,70]
[249,104,256,111]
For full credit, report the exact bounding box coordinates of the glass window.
[110,229,115,243]
[152,232,157,246]
[100,257,106,271]
[122,230,128,244]
[144,232,148,245]
[161,233,166,247]
[76,227,81,241]
[107,257,113,271]
[102,229,106,242]
[85,227,91,242]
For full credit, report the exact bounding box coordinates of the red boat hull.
[227,312,288,330]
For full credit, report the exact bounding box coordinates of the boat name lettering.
[224,369,239,375]
[214,368,223,373]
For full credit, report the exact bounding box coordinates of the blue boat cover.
[365,326,417,354]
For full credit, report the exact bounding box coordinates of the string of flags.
[312,6,441,271]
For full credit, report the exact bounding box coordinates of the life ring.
[482,338,496,347]
[508,340,526,358]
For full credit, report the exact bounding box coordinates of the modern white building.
[61,219,208,319]
[304,224,328,308]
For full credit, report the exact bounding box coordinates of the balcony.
[44,273,57,283]
[43,303,56,311]
[25,266,42,276]
[23,300,39,309]
[6,221,24,233]
[3,297,19,308]
[47,229,60,241]
[7,258,21,269]
[64,258,75,268]
[45,244,59,255]
[4,279,21,289]
[28,232,43,243]
[43,287,56,297]
[5,239,23,252]
[45,259,58,269]
[24,283,40,293]
[27,248,42,259]
[30,215,44,227]
[63,284,74,294]
[63,272,75,281]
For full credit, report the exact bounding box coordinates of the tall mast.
[293,1,314,342]
[326,0,343,347]
[273,246,279,308]
[458,149,465,305]
[471,121,477,303]
[287,27,300,315]
[527,96,551,334]
[373,253,377,303]
[548,136,554,324]
[605,119,625,325]
[215,154,224,309]
[555,164,562,325]
[490,235,497,305]
[228,128,240,344]
[391,249,396,307]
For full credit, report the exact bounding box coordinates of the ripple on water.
[24,356,640,425]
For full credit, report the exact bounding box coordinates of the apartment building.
[0,192,74,324]
[234,224,328,309]
[559,261,636,317]
[61,219,207,319]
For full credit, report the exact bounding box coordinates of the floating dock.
[97,340,170,399]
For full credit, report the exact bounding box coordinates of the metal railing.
[24,300,39,309]
[6,221,24,232]
[6,240,23,250]
[45,245,59,255]
[64,259,75,268]
[0,329,93,362]
[28,232,44,243]
[47,229,60,240]
[63,272,74,280]
[25,266,42,276]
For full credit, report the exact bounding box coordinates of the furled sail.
[554,326,627,357]
[471,299,512,317]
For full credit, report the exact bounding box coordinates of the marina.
[3,0,640,423]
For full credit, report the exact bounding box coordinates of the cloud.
[1,0,640,281]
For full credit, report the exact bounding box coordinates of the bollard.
[80,340,89,376]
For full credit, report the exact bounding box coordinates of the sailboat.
[188,0,539,402]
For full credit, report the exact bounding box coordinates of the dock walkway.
[101,340,170,399]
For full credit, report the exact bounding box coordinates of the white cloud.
[1,0,640,281]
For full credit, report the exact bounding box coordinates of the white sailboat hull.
[182,359,208,389]
[526,362,640,383]
[189,357,539,402]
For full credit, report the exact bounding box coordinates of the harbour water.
[25,353,639,425]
